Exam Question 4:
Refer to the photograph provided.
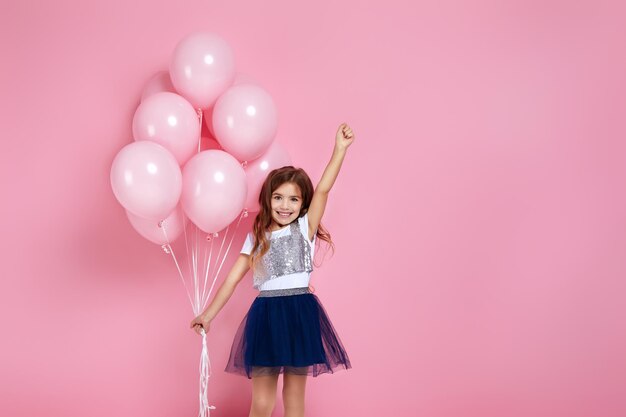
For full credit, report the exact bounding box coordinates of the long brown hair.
[249,166,334,271]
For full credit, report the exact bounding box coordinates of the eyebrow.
[272,193,301,198]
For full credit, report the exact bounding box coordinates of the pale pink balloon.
[140,71,175,102]
[126,204,188,245]
[244,141,291,212]
[181,150,247,233]
[110,141,182,220]
[132,92,200,166]
[202,106,216,137]
[212,84,277,162]
[169,32,235,109]
[203,73,259,136]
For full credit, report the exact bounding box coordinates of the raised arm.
[190,253,250,334]
[307,123,355,241]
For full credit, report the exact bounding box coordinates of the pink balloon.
[202,107,216,137]
[132,92,200,166]
[126,205,188,245]
[244,141,291,212]
[203,73,259,137]
[110,141,182,220]
[212,84,277,161]
[170,32,235,109]
[182,150,247,233]
[140,71,175,102]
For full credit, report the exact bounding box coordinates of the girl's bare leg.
[249,372,279,417]
[283,372,307,417]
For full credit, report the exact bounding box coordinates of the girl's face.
[270,182,303,229]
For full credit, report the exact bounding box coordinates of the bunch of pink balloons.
[110,31,292,242]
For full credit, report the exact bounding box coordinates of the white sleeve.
[299,213,317,244]
[240,232,253,255]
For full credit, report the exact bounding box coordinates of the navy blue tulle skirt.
[225,287,351,379]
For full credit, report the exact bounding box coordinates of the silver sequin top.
[252,220,313,289]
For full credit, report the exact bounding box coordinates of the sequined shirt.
[240,213,316,290]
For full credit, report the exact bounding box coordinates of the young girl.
[190,123,355,417]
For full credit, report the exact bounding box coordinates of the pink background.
[2,1,626,416]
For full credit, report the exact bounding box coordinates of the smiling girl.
[190,123,355,417]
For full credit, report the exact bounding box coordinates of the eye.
[291,198,299,202]
[273,195,281,200]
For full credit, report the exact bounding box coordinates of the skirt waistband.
[257,287,311,297]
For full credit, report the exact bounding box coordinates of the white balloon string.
[199,237,208,310]
[197,109,203,153]
[216,226,229,266]
[193,225,201,315]
[182,214,193,287]
[164,243,194,308]
[194,109,203,315]
[199,329,215,416]
[205,212,245,305]
[204,225,228,304]
[190,230,196,312]
[160,208,217,415]
[160,224,194,307]
[200,236,215,311]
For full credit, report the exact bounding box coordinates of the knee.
[251,395,276,415]
[282,387,305,411]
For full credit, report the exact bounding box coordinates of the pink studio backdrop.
[2,1,626,416]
